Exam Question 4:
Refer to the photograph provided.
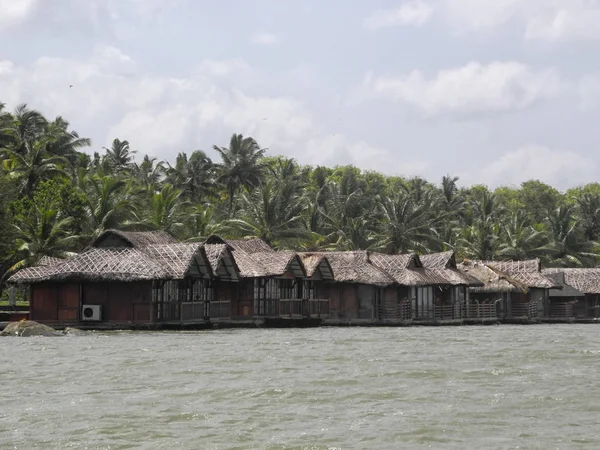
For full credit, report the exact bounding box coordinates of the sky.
[1,0,600,190]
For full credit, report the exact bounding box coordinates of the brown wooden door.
[31,285,58,321]
[58,284,80,321]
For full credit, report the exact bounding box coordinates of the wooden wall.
[30,281,153,324]
[31,283,79,322]
[82,282,153,322]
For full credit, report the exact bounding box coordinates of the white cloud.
[468,145,596,189]
[0,46,396,173]
[251,31,279,45]
[304,134,427,176]
[438,0,600,42]
[365,61,561,116]
[364,1,433,29]
[0,0,38,29]
[579,74,600,109]
[196,59,253,78]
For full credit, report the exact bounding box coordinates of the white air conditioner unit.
[81,304,102,321]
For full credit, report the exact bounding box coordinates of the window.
[254,278,278,299]
[279,279,297,299]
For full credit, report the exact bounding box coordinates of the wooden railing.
[549,302,574,318]
[434,304,462,320]
[255,299,279,316]
[254,298,330,318]
[179,300,231,321]
[464,302,497,319]
[180,302,205,321]
[377,299,412,321]
[279,299,304,317]
[307,299,329,318]
[511,301,539,319]
[210,300,231,319]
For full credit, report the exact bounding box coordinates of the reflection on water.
[1,325,600,449]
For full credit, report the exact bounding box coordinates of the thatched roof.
[143,244,212,279]
[240,252,306,278]
[225,238,274,254]
[458,259,556,293]
[315,251,395,286]
[420,251,454,269]
[298,253,334,280]
[9,248,170,284]
[543,268,600,295]
[92,229,178,249]
[369,253,450,286]
[421,251,483,287]
[483,259,557,290]
[37,255,67,267]
[204,244,240,281]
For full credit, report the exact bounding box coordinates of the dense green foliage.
[1,102,599,282]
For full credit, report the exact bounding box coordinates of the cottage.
[542,268,600,320]
[369,252,459,323]
[420,251,484,321]
[7,230,223,326]
[458,259,556,321]
[307,251,398,322]
[206,236,321,320]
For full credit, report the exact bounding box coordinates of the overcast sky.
[1,0,600,190]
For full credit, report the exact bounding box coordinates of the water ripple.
[2,325,600,448]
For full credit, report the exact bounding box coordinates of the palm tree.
[459,190,502,260]
[576,193,600,242]
[497,210,547,260]
[103,138,136,173]
[44,116,91,170]
[225,179,308,247]
[146,185,189,237]
[184,205,226,241]
[543,205,598,267]
[165,151,214,202]
[214,133,266,216]
[376,189,441,254]
[134,154,165,193]
[6,200,79,277]
[82,176,137,238]
[1,145,67,196]
[2,104,47,156]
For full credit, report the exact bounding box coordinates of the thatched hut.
[419,251,484,320]
[459,259,557,320]
[7,230,224,326]
[542,268,600,319]
[304,251,397,321]
[369,252,459,322]
[205,236,316,319]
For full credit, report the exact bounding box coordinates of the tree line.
[1,102,599,284]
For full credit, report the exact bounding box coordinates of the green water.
[1,325,600,449]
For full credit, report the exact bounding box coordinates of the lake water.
[2,325,600,449]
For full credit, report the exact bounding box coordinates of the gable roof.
[458,260,526,293]
[420,251,455,269]
[92,229,178,249]
[225,238,274,254]
[483,259,556,289]
[9,248,170,284]
[143,243,212,279]
[204,243,240,281]
[542,268,600,295]
[369,253,449,286]
[458,259,557,293]
[298,253,334,280]
[316,251,395,286]
[36,255,67,267]
[421,251,483,287]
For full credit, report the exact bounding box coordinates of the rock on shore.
[0,320,63,337]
